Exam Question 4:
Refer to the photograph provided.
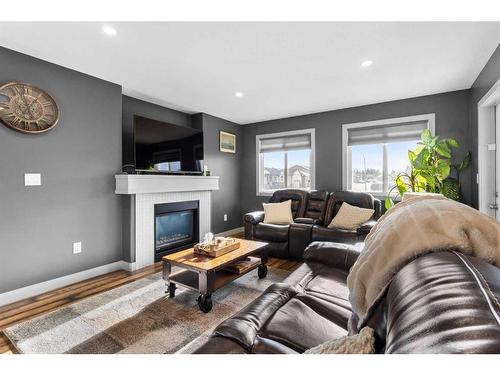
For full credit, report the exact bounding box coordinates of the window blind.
[259,133,312,153]
[347,120,428,146]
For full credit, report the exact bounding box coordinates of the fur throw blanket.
[347,195,500,330]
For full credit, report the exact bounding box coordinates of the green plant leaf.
[435,141,451,158]
[458,151,472,171]
[447,138,460,148]
[413,172,427,192]
[395,175,409,196]
[438,158,452,167]
[408,150,417,163]
[421,129,432,145]
[412,147,431,169]
[385,196,395,210]
[430,135,439,147]
[437,163,451,180]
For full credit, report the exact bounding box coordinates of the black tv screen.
[134,115,204,174]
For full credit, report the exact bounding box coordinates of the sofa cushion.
[328,202,374,230]
[263,200,294,224]
[260,297,348,352]
[260,262,352,352]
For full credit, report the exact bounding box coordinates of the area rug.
[3,268,290,354]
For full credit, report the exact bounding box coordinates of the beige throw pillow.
[328,202,374,230]
[263,200,294,224]
[304,327,375,354]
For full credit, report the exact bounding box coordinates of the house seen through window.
[257,129,315,194]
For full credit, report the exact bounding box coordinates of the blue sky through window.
[351,140,418,173]
[350,140,419,193]
[263,149,310,168]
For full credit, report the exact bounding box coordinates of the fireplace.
[154,200,199,261]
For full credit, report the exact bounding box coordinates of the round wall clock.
[0,82,59,134]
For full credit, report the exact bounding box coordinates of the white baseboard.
[121,261,139,272]
[216,226,244,237]
[0,260,135,307]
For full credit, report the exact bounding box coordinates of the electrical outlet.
[24,173,41,186]
[223,214,228,222]
[73,242,82,254]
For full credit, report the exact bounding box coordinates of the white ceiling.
[0,22,499,124]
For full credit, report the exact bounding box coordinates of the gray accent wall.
[469,44,500,208]
[241,90,472,213]
[0,47,123,293]
[199,113,243,233]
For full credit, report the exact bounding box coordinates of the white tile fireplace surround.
[115,174,220,270]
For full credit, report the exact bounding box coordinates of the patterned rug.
[3,268,290,354]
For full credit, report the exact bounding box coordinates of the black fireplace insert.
[154,200,199,261]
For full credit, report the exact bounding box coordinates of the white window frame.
[256,128,316,196]
[342,114,436,198]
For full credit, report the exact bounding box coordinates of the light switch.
[24,173,41,186]
[73,242,82,254]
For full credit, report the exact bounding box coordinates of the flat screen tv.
[134,115,204,174]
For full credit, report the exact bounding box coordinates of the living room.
[1,1,500,373]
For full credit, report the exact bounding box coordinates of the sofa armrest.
[374,198,382,219]
[244,211,265,224]
[294,217,321,225]
[357,220,377,236]
[303,241,363,271]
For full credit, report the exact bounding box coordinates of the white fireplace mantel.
[115,174,220,270]
[115,174,219,195]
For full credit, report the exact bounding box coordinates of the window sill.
[257,191,274,197]
[257,188,314,197]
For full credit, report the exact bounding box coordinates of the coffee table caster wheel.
[167,282,176,298]
[197,294,212,313]
[258,265,268,279]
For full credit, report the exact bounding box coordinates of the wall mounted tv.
[134,115,204,175]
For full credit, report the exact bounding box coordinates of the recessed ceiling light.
[102,25,117,36]
[361,60,373,68]
[235,92,244,98]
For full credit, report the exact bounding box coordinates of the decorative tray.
[194,238,240,258]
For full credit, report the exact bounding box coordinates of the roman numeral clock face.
[0,82,59,134]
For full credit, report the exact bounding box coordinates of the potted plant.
[385,129,471,209]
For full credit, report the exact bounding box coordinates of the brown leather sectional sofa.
[195,242,500,353]
[244,189,382,259]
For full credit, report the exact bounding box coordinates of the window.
[342,114,435,196]
[256,129,315,195]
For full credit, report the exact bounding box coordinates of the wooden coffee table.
[162,239,268,313]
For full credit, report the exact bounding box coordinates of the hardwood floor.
[0,234,301,354]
